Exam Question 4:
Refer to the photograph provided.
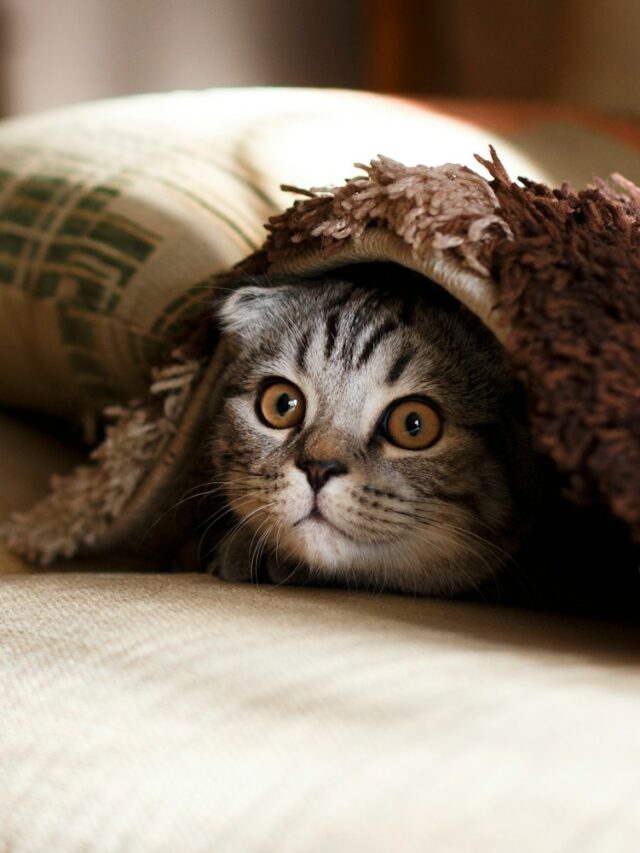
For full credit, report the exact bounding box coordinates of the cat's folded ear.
[215,276,299,340]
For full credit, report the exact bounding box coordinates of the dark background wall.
[0,0,637,117]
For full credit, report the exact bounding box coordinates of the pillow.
[0,87,541,421]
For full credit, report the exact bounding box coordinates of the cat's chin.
[282,514,495,597]
[286,516,464,595]
[287,513,382,567]
[293,511,359,542]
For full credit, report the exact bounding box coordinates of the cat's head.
[211,273,535,596]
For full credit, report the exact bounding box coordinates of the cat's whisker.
[145,478,224,533]
[225,465,283,480]
[399,502,514,559]
[412,512,523,585]
[206,511,261,577]
[256,525,275,581]
[212,500,278,559]
[152,472,266,529]
[413,485,518,539]
[247,515,275,585]
[197,495,275,566]
[406,524,501,601]
[273,518,286,568]
[194,485,266,530]
[272,556,304,589]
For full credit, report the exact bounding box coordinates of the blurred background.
[0,0,638,118]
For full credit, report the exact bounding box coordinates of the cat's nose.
[296,458,348,492]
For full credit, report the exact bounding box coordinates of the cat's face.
[212,275,532,596]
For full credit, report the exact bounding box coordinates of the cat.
[205,267,541,599]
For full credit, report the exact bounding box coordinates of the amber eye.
[381,398,442,450]
[258,381,306,429]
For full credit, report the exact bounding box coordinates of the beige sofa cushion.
[1,571,639,851]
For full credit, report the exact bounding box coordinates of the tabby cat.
[207,268,539,598]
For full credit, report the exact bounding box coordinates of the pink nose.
[296,458,348,491]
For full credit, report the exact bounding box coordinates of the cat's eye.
[258,381,306,429]
[380,398,442,450]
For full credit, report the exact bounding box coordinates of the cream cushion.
[1,571,640,851]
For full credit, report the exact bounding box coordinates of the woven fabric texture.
[1,571,640,853]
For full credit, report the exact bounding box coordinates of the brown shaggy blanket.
[240,148,640,556]
[478,151,640,545]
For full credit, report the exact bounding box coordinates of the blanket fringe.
[0,350,204,565]
[263,154,513,276]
